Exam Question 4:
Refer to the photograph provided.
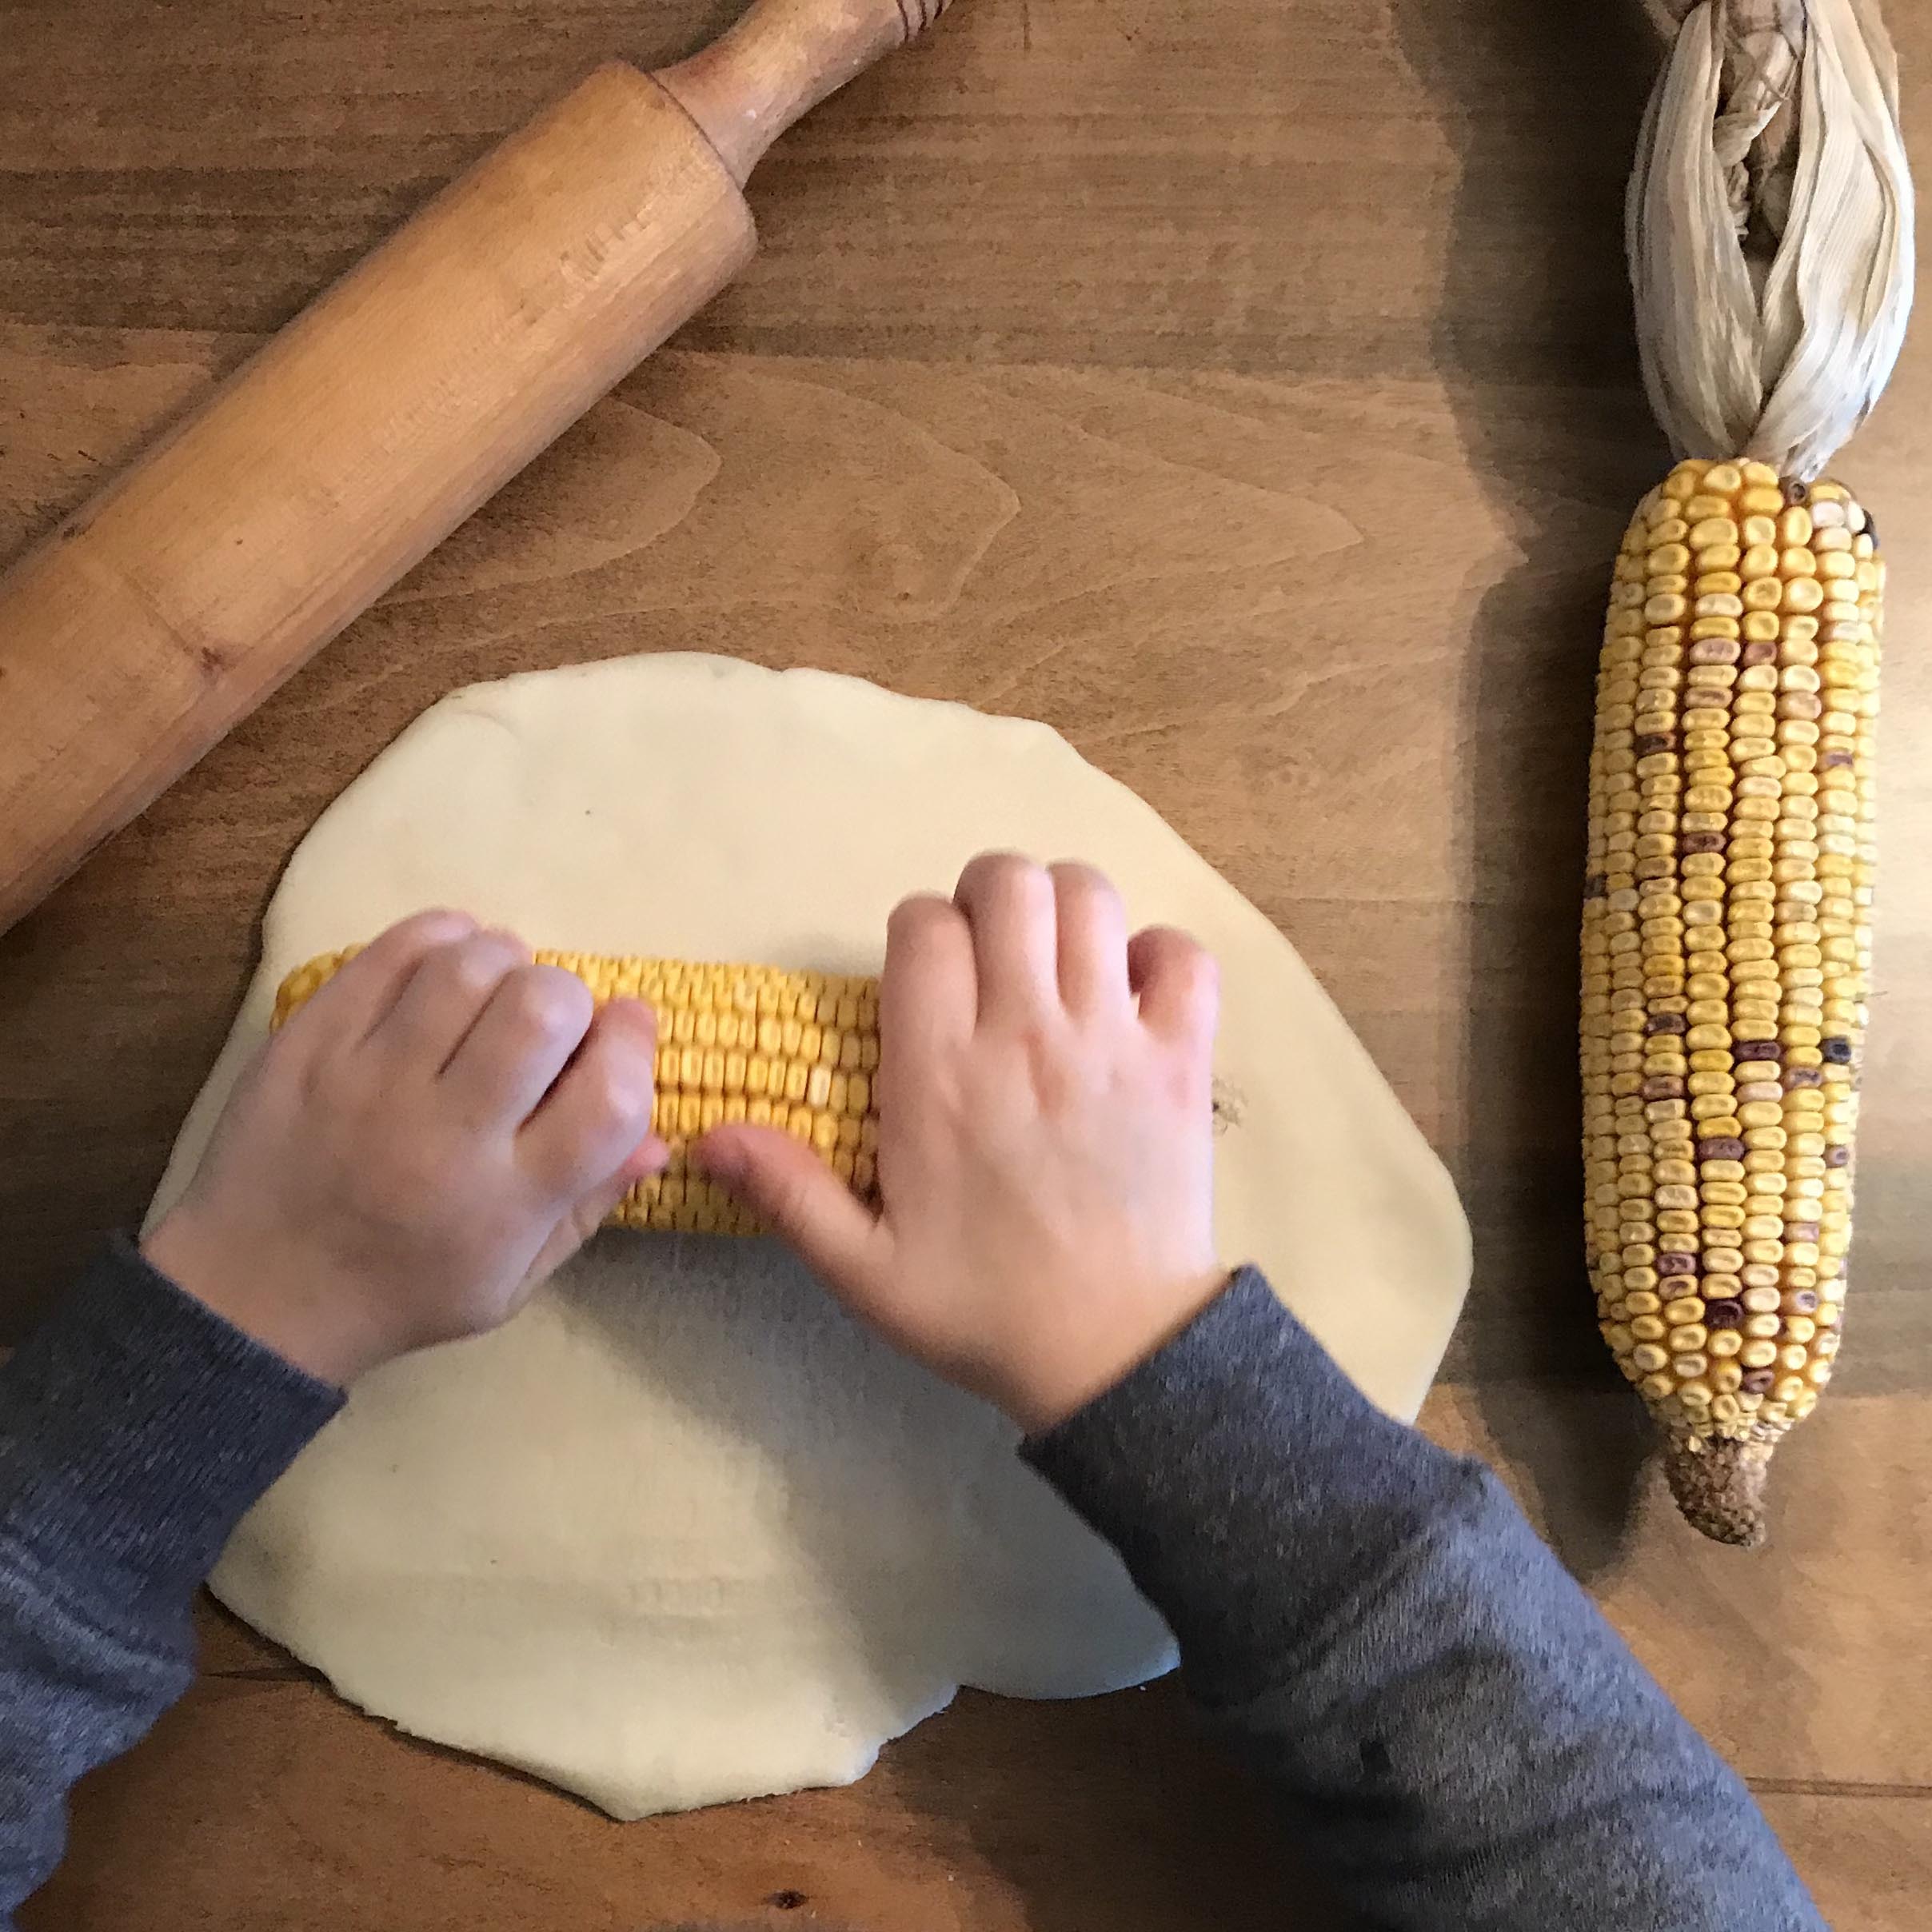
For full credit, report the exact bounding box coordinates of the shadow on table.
[1387,0,1672,1580]
[884,1681,1357,1932]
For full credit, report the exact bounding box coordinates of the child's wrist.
[142,1213,388,1390]
[996,1265,1235,1436]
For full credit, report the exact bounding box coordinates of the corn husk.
[1629,0,1912,480]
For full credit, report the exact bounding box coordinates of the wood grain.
[3,0,1930,1925]
[0,62,756,934]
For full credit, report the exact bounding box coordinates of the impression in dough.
[150,652,1471,1819]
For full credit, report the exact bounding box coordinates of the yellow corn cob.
[274,949,882,1235]
[1583,457,1881,1545]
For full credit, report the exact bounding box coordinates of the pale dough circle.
[150,652,1470,1819]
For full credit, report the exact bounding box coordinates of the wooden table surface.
[3,1,1928,1925]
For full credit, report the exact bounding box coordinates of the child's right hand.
[143,911,666,1387]
[698,853,1229,1433]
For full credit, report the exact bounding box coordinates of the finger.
[881,895,976,1074]
[365,928,533,1076]
[284,908,480,1055]
[1127,926,1220,1044]
[518,999,661,1195]
[525,1136,672,1287]
[442,964,604,1126]
[697,1124,884,1299]
[1050,862,1131,1013]
[952,852,1059,1023]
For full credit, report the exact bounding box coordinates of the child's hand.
[698,854,1227,1433]
[144,910,666,1387]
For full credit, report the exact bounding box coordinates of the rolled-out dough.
[150,652,1470,1819]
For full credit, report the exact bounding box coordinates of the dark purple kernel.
[1584,872,1607,900]
[1657,1251,1700,1277]
[1826,1144,1852,1168]
[1679,831,1726,856]
[1640,1076,1685,1101]
[1785,1222,1820,1245]
[1697,1136,1747,1163]
[1783,1066,1825,1090]
[1647,1013,1689,1036]
[1740,639,1779,668]
[1703,1299,1746,1329]
[1785,477,1810,505]
[1635,732,1678,756]
[1734,1040,1782,1063]
[1864,509,1879,546]
[1822,748,1857,769]
[1785,1289,1821,1315]
[1821,1036,1855,1064]
[1741,1368,1778,1395]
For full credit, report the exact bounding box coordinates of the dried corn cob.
[1583,457,1881,1545]
[275,949,881,1235]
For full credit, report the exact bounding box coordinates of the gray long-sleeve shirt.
[0,1243,1822,1928]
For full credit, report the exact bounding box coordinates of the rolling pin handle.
[658,0,956,186]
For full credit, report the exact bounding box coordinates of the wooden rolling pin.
[0,0,956,936]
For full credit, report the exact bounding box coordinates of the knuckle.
[579,1053,653,1135]
[365,908,476,970]
[445,933,526,997]
[429,944,492,1000]
[512,964,593,1038]
[397,906,477,945]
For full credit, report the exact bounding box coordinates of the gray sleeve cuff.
[1022,1266,1478,1706]
[0,1236,342,1623]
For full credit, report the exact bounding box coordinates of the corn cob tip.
[1662,1434,1773,1548]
